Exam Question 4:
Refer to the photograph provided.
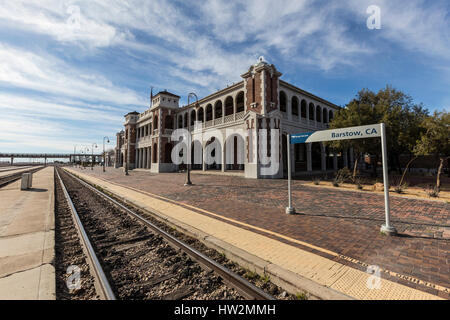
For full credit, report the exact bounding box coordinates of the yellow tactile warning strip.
[65,168,445,300]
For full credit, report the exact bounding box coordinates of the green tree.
[413,111,450,192]
[396,105,429,186]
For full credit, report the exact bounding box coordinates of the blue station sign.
[290,124,382,144]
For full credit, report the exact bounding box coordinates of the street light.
[103,137,110,172]
[91,143,98,170]
[184,92,198,186]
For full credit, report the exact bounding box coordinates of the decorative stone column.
[202,141,207,171]
[222,101,225,124]
[143,148,146,169]
[221,141,226,172]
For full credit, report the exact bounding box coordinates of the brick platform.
[69,166,449,299]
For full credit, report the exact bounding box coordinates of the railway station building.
[115,58,354,179]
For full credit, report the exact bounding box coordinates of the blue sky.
[0,0,449,154]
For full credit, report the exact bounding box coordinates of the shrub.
[295,292,308,300]
[261,274,270,284]
[394,182,408,194]
[336,167,351,182]
[354,177,364,190]
[244,269,258,280]
[333,167,351,187]
[427,185,440,198]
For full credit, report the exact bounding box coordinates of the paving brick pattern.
[75,167,450,298]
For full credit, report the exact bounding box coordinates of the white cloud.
[0,93,123,122]
[0,112,119,153]
[346,0,450,60]
[0,43,144,105]
[1,0,448,74]
[0,0,124,48]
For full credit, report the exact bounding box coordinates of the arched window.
[292,97,299,116]
[184,113,188,127]
[309,103,314,120]
[329,110,334,122]
[301,100,307,118]
[206,104,213,121]
[236,91,244,113]
[316,105,321,122]
[215,100,223,118]
[323,108,328,123]
[153,115,158,130]
[225,96,233,116]
[190,109,196,126]
[198,108,204,123]
[279,91,287,112]
[178,114,183,128]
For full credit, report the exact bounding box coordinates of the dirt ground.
[304,174,450,202]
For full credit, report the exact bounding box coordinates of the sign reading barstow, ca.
[290,124,382,144]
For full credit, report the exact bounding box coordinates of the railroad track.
[55,167,275,300]
[0,166,44,188]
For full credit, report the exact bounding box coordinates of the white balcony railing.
[235,111,245,120]
[224,114,234,123]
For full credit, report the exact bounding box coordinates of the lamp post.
[103,137,110,172]
[91,143,98,170]
[184,92,198,186]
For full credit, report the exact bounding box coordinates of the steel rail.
[62,168,275,300]
[55,169,116,300]
[0,167,44,188]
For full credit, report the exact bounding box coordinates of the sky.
[0,0,449,154]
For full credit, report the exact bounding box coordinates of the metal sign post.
[288,123,397,235]
[379,123,396,235]
[285,134,295,214]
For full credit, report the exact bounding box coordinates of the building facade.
[115,58,354,179]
